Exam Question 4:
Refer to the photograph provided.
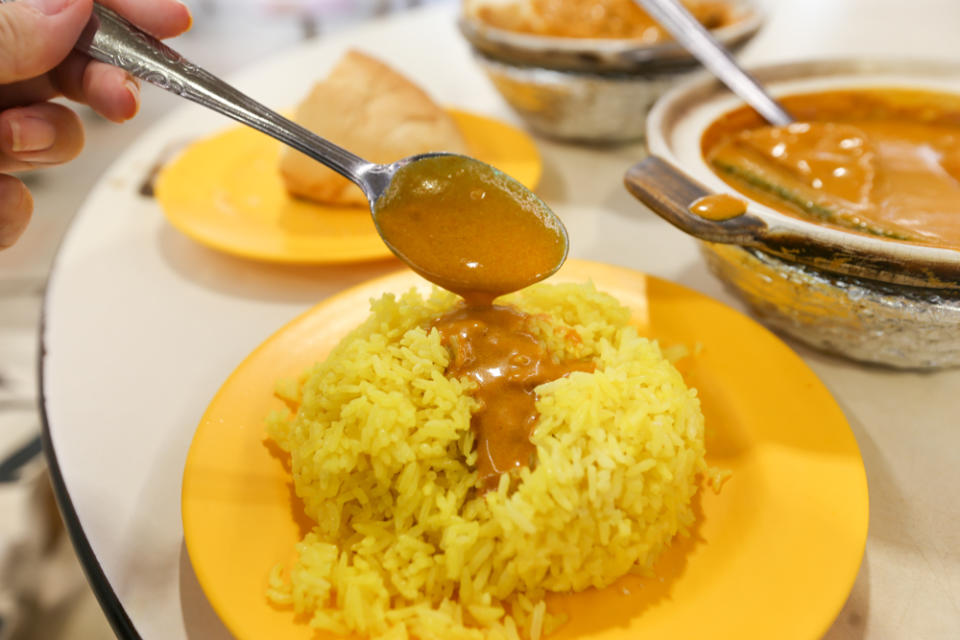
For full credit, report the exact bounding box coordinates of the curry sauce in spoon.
[373,155,567,305]
[374,155,586,489]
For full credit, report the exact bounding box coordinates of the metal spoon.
[76,3,567,290]
[632,0,793,126]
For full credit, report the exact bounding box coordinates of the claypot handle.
[623,156,768,245]
[623,155,960,291]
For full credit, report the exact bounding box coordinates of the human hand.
[0,0,192,249]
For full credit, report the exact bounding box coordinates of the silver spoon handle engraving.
[78,3,374,189]
[633,0,793,126]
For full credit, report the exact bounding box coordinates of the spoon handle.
[633,0,793,126]
[77,3,374,191]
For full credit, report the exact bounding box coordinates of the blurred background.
[0,2,442,638]
[4,0,960,639]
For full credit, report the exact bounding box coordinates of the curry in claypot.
[702,87,960,250]
[471,0,735,41]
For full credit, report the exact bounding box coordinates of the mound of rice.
[266,282,712,640]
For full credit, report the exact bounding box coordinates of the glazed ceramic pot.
[458,0,762,143]
[627,59,960,369]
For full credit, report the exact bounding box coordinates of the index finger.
[98,0,191,39]
[0,0,93,84]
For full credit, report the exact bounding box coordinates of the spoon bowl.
[79,3,567,290]
[371,152,568,301]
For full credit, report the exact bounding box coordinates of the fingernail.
[0,181,32,249]
[178,0,194,30]
[8,116,56,153]
[25,0,75,16]
[125,78,141,118]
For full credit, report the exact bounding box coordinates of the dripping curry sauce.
[701,88,960,249]
[431,306,592,489]
[374,155,587,489]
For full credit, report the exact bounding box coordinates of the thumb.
[0,0,93,84]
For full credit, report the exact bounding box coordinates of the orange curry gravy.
[431,305,592,489]
[689,193,747,220]
[374,155,566,305]
[702,88,960,248]
[475,0,733,41]
[374,154,585,489]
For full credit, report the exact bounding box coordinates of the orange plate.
[155,110,541,264]
[182,260,868,640]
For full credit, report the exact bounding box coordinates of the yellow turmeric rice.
[266,282,713,640]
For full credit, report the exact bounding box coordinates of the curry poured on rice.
[266,153,716,638]
[265,282,713,639]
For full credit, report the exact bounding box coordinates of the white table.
[39,1,960,638]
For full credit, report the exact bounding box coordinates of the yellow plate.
[155,110,542,264]
[182,260,868,640]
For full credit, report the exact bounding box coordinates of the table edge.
[39,263,143,640]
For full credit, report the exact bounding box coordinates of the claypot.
[459,0,762,143]
[626,59,960,369]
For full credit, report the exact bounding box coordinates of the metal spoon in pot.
[633,0,793,126]
[77,3,567,298]
[622,3,801,275]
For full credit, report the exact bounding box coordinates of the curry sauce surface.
[702,88,960,248]
[689,193,747,220]
[374,155,566,306]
